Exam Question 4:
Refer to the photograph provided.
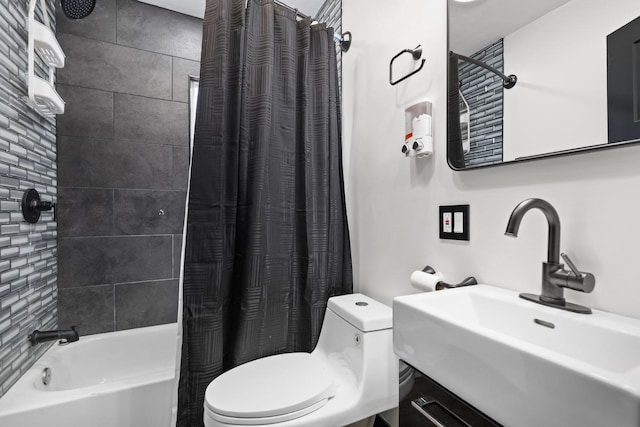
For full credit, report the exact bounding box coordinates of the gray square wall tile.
[58,137,174,189]
[115,279,179,330]
[56,85,114,139]
[58,33,173,100]
[56,0,117,43]
[114,93,189,145]
[57,187,114,237]
[58,236,173,288]
[114,189,186,235]
[58,285,115,335]
[57,237,109,287]
[57,136,96,187]
[117,0,202,61]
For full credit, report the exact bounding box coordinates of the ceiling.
[138,0,571,48]
[449,0,571,55]
[137,0,326,19]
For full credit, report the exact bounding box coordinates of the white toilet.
[203,293,398,426]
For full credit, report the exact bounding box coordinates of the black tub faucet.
[505,198,595,314]
[29,327,79,346]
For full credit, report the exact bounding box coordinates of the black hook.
[339,31,352,52]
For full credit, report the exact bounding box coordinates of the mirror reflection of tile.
[458,39,504,168]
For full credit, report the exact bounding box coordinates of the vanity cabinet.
[398,363,502,427]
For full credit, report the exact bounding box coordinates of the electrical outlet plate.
[439,205,470,241]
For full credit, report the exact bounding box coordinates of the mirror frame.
[446,3,640,171]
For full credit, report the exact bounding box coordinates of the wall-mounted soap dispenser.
[402,101,433,158]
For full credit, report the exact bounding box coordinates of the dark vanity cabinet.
[397,363,502,427]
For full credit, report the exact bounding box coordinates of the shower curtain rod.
[452,51,517,89]
[273,0,312,20]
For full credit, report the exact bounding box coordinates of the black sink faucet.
[29,327,79,346]
[505,198,595,314]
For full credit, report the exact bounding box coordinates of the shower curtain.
[176,0,353,425]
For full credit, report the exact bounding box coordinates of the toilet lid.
[205,352,335,420]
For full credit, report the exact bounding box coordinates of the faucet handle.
[561,253,582,277]
[560,252,596,294]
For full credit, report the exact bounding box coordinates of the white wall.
[343,0,640,320]
[503,0,640,160]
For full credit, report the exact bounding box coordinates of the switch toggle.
[454,212,464,233]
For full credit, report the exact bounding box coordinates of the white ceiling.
[449,0,571,55]
[138,0,572,51]
[137,0,326,19]
[136,0,204,18]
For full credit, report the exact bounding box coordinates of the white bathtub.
[0,323,177,427]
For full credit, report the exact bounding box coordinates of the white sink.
[393,285,640,427]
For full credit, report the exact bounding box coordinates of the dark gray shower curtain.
[177,0,352,425]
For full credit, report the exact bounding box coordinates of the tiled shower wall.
[0,0,58,396]
[56,0,201,334]
[459,39,504,167]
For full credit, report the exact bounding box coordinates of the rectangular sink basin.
[393,285,640,427]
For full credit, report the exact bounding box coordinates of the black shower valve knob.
[22,189,56,223]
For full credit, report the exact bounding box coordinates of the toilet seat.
[205,352,335,425]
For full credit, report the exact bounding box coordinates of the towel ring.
[389,45,426,86]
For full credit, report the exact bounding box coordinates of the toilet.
[203,293,398,426]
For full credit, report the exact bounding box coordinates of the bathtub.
[0,323,177,427]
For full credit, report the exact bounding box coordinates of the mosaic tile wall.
[0,0,58,397]
[459,39,504,167]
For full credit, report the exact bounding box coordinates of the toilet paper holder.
[422,265,478,291]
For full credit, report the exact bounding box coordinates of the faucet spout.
[505,198,561,264]
[29,327,79,346]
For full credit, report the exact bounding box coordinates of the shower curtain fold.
[177,0,352,425]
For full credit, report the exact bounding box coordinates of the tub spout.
[29,327,79,346]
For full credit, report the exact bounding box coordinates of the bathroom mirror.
[447,0,640,170]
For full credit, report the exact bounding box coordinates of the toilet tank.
[327,293,392,332]
[313,293,398,417]
[313,293,393,366]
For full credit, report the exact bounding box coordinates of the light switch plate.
[439,205,470,241]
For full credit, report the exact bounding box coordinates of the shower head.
[60,0,96,19]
